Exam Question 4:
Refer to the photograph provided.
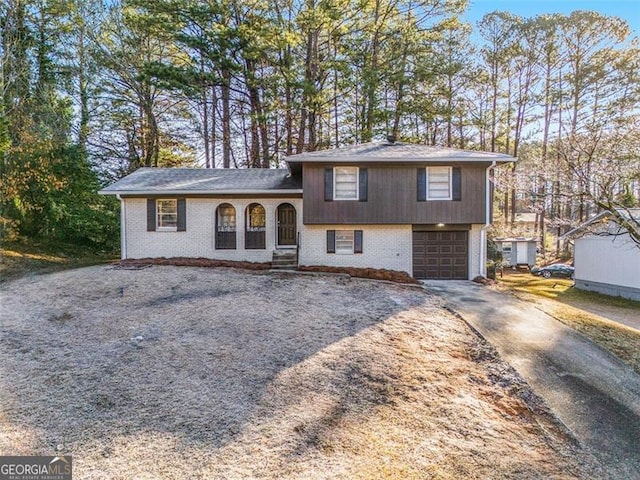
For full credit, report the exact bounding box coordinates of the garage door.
[413,231,468,280]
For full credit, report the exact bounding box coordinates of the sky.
[463,0,640,36]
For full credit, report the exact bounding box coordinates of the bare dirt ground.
[0,266,603,479]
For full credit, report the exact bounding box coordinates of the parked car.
[531,263,575,279]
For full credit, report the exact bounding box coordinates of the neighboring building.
[494,237,537,268]
[100,141,515,280]
[513,212,539,235]
[563,209,640,301]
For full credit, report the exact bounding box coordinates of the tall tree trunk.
[296,106,307,154]
[77,24,89,151]
[446,76,453,147]
[363,37,379,143]
[221,69,231,168]
[248,85,260,168]
[202,84,210,168]
[490,60,498,152]
[210,85,217,168]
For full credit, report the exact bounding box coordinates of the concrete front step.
[271,264,298,270]
[272,249,298,269]
[273,251,296,257]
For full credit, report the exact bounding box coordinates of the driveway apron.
[423,280,640,479]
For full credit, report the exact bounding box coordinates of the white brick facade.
[298,224,414,274]
[123,197,302,262]
[122,197,485,279]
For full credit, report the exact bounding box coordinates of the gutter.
[561,211,610,239]
[117,194,127,260]
[286,157,515,164]
[480,160,497,277]
[99,189,304,196]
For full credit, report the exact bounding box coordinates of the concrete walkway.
[423,280,640,479]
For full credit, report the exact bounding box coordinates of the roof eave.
[99,189,304,196]
[286,156,516,163]
[561,211,611,238]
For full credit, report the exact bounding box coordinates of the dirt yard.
[0,266,603,479]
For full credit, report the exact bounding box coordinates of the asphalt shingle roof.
[100,168,301,194]
[101,142,515,195]
[286,141,516,162]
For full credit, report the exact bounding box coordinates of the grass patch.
[498,274,574,300]
[498,273,640,373]
[559,287,640,309]
[0,238,118,282]
[499,273,640,309]
[540,303,640,373]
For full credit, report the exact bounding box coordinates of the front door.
[516,242,528,264]
[277,203,296,246]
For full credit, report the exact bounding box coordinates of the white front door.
[516,243,528,264]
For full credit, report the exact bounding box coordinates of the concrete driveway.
[423,280,640,480]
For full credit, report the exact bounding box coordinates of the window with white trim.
[426,166,452,200]
[335,230,355,254]
[156,199,178,230]
[334,166,359,200]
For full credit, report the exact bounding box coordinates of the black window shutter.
[327,230,336,253]
[359,168,368,202]
[354,230,363,253]
[417,168,427,201]
[177,198,187,231]
[324,168,333,201]
[452,167,462,201]
[147,199,156,231]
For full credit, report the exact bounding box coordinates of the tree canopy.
[1,0,638,249]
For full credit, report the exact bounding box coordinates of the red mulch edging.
[120,257,271,270]
[118,257,420,285]
[298,265,420,285]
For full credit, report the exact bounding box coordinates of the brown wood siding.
[303,163,488,224]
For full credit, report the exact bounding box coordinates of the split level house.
[100,141,515,280]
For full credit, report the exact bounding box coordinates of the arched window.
[245,203,266,249]
[216,203,236,249]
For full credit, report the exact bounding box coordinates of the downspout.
[117,194,127,260]
[480,160,497,278]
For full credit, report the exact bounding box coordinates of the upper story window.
[156,199,177,230]
[426,166,452,200]
[334,166,359,200]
